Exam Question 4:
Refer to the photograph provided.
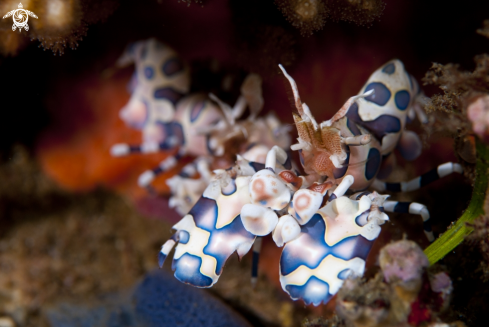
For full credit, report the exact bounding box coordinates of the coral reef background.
[0,0,489,326]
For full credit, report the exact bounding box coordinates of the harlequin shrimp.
[157,144,389,306]
[278,60,464,242]
[110,38,291,214]
[158,146,294,287]
[157,59,465,307]
[110,38,190,150]
[142,75,290,214]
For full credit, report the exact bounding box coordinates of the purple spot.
[190,101,205,122]
[144,66,154,79]
[162,58,184,76]
[382,63,395,74]
[354,210,370,227]
[365,148,381,180]
[153,87,184,105]
[364,82,391,106]
[157,122,184,149]
[346,117,361,136]
[395,90,410,110]
[189,196,218,231]
[346,103,401,140]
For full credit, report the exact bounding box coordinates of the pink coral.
[379,240,430,284]
[467,95,489,142]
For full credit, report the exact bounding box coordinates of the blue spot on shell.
[346,116,361,136]
[153,87,184,105]
[395,90,410,110]
[168,122,185,147]
[355,210,370,227]
[189,196,218,231]
[364,82,391,106]
[281,215,373,276]
[346,103,401,140]
[190,101,205,122]
[173,254,214,287]
[286,276,333,306]
[156,122,185,149]
[162,58,184,76]
[178,230,190,244]
[365,148,381,180]
[186,196,255,276]
[382,63,395,74]
[337,269,351,280]
[144,66,154,79]
[202,213,253,275]
[222,179,237,195]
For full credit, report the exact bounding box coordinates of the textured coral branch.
[424,139,489,264]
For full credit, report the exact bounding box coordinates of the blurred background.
[0,0,487,326]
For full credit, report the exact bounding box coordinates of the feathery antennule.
[321,89,374,128]
[278,64,305,116]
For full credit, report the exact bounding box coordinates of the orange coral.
[36,70,180,199]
